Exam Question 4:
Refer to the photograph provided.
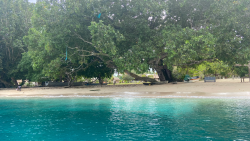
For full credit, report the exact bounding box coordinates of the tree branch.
[74,32,98,49]
[148,52,168,66]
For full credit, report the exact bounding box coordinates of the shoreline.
[1,92,250,99]
[1,79,250,98]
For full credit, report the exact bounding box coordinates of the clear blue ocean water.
[0,98,250,140]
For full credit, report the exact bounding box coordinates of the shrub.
[148,75,154,78]
[172,71,185,82]
[122,74,134,81]
[108,80,112,84]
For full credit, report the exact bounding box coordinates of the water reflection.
[0,98,250,140]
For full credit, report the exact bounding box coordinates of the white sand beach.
[1,78,250,98]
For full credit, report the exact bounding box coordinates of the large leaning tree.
[24,0,250,84]
[64,0,250,82]
[0,0,33,87]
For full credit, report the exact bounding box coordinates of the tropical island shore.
[0,78,250,98]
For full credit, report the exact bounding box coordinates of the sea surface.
[0,98,250,140]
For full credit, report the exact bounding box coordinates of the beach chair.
[204,77,216,82]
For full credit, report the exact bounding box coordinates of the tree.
[78,57,114,85]
[23,0,250,84]
[0,0,33,87]
[23,0,115,86]
[81,0,250,82]
[234,66,248,78]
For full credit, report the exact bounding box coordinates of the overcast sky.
[28,0,36,3]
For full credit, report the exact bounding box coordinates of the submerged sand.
[1,78,250,98]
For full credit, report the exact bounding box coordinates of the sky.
[28,0,36,3]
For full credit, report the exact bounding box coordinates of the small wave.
[1,95,250,99]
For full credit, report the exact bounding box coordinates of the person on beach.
[16,85,21,91]
[113,79,116,85]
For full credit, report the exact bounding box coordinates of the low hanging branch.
[72,33,158,83]
[62,56,99,87]
[124,70,157,83]
[74,32,97,48]
[234,61,250,67]
[148,52,168,66]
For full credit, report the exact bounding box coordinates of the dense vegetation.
[1,0,250,87]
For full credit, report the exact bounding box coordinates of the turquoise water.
[0,98,250,140]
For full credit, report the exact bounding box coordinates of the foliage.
[77,57,114,84]
[0,0,33,87]
[122,74,134,81]
[172,70,185,82]
[84,0,250,81]
[234,66,248,78]
[148,75,154,78]
[22,1,115,86]
[2,0,250,87]
[173,61,234,80]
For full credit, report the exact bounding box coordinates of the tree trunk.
[153,59,173,82]
[66,73,77,87]
[60,76,62,82]
[67,74,73,87]
[154,66,173,82]
[11,77,18,86]
[99,56,157,83]
[98,75,103,85]
[68,78,73,87]
[154,67,166,81]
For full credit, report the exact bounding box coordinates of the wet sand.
[1,78,250,98]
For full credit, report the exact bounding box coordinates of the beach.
[1,78,250,98]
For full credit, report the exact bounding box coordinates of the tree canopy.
[0,0,33,87]
[1,0,250,87]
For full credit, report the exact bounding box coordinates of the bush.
[108,80,112,84]
[148,75,154,78]
[234,66,248,77]
[24,82,34,87]
[172,71,185,82]
[122,74,134,81]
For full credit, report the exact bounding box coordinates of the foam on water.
[2,91,250,99]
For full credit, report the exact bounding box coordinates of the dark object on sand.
[143,82,154,86]
[172,81,177,84]
[90,89,100,91]
[143,81,168,85]
[16,86,21,91]
[85,83,107,86]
